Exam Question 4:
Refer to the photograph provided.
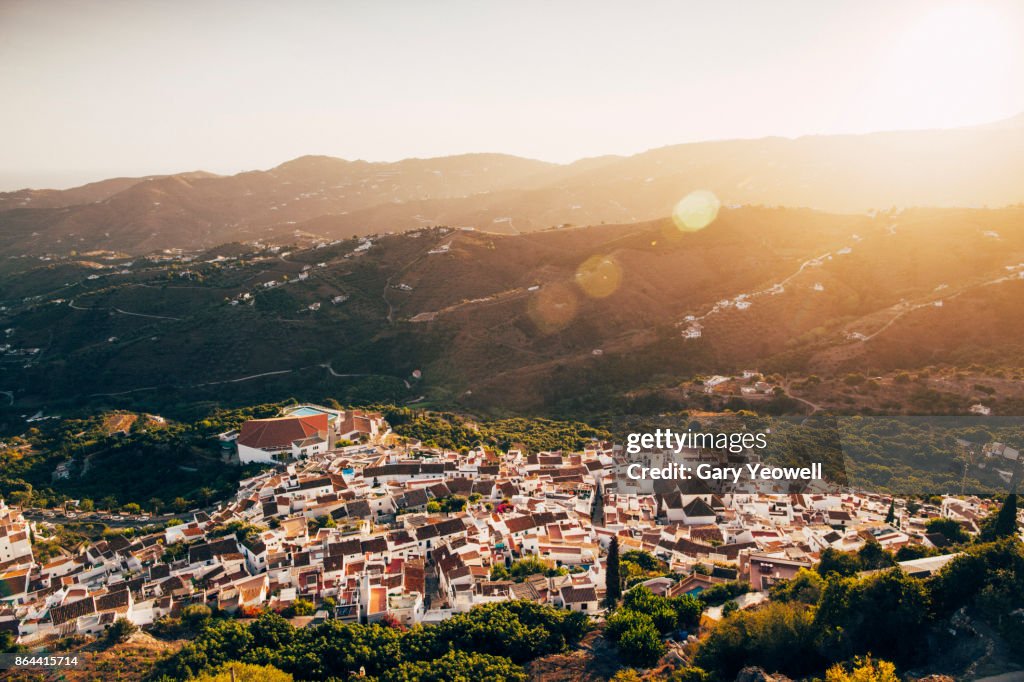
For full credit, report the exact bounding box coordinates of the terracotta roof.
[238,414,328,450]
[561,586,597,603]
[50,597,95,625]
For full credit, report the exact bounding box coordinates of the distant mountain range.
[3,114,1024,255]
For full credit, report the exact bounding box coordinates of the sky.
[2,0,1023,190]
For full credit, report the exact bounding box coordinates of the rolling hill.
[3,115,1024,256]
[2,205,1023,420]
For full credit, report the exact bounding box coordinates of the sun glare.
[873,3,1015,130]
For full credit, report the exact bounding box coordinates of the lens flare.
[574,255,622,299]
[672,190,720,232]
[527,282,579,333]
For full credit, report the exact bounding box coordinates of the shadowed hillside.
[2,205,1023,417]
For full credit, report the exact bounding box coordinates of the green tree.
[378,649,527,682]
[857,538,895,571]
[696,602,821,679]
[825,655,899,682]
[926,517,970,545]
[815,569,929,665]
[193,663,293,682]
[816,548,861,577]
[106,617,138,644]
[287,599,315,617]
[182,603,213,629]
[617,618,665,667]
[980,493,1019,541]
[769,568,824,604]
[606,537,622,606]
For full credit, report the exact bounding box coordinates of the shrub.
[617,619,665,667]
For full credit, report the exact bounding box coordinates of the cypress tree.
[993,493,1019,539]
[605,536,621,607]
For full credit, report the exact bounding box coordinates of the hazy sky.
[2,0,1023,189]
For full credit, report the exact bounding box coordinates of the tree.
[182,603,213,629]
[0,630,26,653]
[100,495,118,511]
[815,569,929,665]
[825,656,899,682]
[79,498,94,511]
[696,602,821,679]
[606,537,622,606]
[122,502,142,514]
[286,598,315,617]
[377,649,527,682]
[606,609,654,643]
[197,487,215,505]
[668,667,710,682]
[106,617,138,644]
[885,499,896,525]
[981,493,1019,541]
[769,568,824,604]
[617,618,666,667]
[817,547,861,577]
[926,517,969,545]
[193,663,293,682]
[857,538,895,571]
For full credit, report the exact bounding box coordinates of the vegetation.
[605,537,622,606]
[106,617,139,644]
[980,493,1019,541]
[0,404,283,511]
[386,409,611,453]
[150,600,589,681]
[926,517,970,545]
[193,663,294,682]
[605,586,702,668]
[696,538,1024,680]
[490,556,566,581]
[824,656,899,682]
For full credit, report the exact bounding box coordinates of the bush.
[769,568,823,604]
[668,667,711,682]
[696,602,821,679]
[106,617,138,644]
[824,656,899,682]
[696,580,750,606]
[617,619,665,667]
[814,569,929,665]
[605,610,654,644]
[377,650,527,682]
[193,663,294,682]
[926,517,969,545]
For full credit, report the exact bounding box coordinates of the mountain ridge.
[3,114,1024,255]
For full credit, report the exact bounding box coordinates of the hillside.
[2,205,1023,420]
[3,116,1024,255]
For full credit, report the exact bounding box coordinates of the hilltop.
[3,115,1024,255]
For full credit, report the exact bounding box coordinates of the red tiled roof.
[238,415,328,450]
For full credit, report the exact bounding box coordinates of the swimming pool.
[288,406,337,421]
